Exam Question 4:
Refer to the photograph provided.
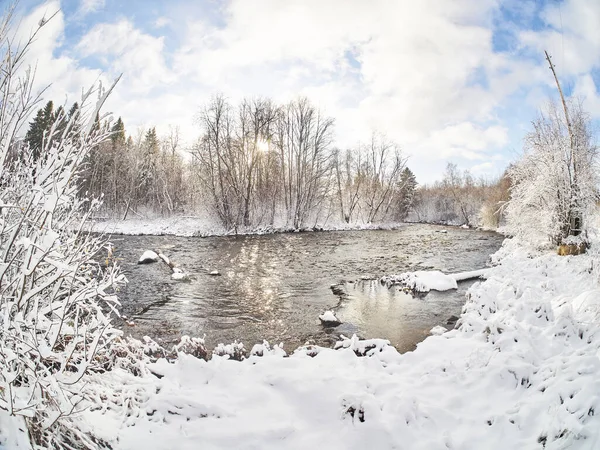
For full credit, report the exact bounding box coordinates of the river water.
[110,225,504,353]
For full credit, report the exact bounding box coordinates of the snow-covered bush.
[0,9,124,447]
[505,99,598,247]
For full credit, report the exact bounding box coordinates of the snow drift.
[51,238,600,450]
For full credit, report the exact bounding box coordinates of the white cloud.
[12,2,103,108]
[12,0,600,182]
[154,17,170,29]
[77,20,173,94]
[75,0,105,18]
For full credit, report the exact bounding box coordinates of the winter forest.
[2,1,600,450]
[19,95,510,232]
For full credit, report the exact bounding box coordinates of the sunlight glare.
[256,138,269,153]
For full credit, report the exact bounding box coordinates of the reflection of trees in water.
[115,227,504,350]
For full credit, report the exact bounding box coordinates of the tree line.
[20,97,520,232]
[21,95,425,230]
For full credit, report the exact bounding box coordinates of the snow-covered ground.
[52,238,596,449]
[5,237,600,448]
[87,216,413,237]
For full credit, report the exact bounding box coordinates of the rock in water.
[319,310,341,326]
[430,325,447,336]
[172,272,189,281]
[138,250,159,264]
[447,315,459,326]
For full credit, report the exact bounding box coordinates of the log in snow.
[383,268,490,293]
[449,268,491,282]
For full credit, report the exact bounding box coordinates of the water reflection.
[113,225,504,352]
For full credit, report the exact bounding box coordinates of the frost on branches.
[0,10,125,447]
[505,100,598,247]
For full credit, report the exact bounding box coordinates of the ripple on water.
[112,225,504,352]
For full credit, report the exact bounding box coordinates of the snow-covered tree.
[505,99,597,246]
[0,8,124,447]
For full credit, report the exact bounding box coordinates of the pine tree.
[110,117,126,146]
[396,167,417,220]
[25,100,55,160]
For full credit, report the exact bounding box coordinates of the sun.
[256,138,269,153]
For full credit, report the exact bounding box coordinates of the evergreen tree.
[396,167,417,220]
[25,100,54,160]
[143,127,159,153]
[110,117,126,146]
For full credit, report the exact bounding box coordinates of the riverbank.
[3,236,600,448]
[88,215,443,237]
[5,236,598,449]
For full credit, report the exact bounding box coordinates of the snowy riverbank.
[4,238,600,449]
[88,216,420,237]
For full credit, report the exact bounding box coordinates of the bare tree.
[360,133,406,223]
[274,98,335,228]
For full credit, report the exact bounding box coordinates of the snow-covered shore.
[87,216,417,237]
[40,240,600,448]
[4,238,600,449]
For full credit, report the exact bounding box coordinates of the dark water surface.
[110,225,504,353]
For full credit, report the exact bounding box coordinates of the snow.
[171,272,189,281]
[138,250,159,264]
[430,325,447,335]
[74,239,600,449]
[382,270,458,292]
[450,268,490,282]
[7,235,600,448]
[383,269,490,292]
[87,216,412,237]
[318,310,340,324]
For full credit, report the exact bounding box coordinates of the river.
[110,224,504,353]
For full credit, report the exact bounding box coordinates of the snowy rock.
[430,325,447,336]
[460,224,470,229]
[209,270,221,276]
[138,250,159,264]
[334,334,390,356]
[172,271,189,281]
[158,253,170,265]
[319,310,341,326]
[382,270,458,293]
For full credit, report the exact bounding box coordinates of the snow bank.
[72,238,600,449]
[382,270,458,292]
[87,216,412,237]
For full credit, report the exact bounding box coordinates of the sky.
[10,0,600,184]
